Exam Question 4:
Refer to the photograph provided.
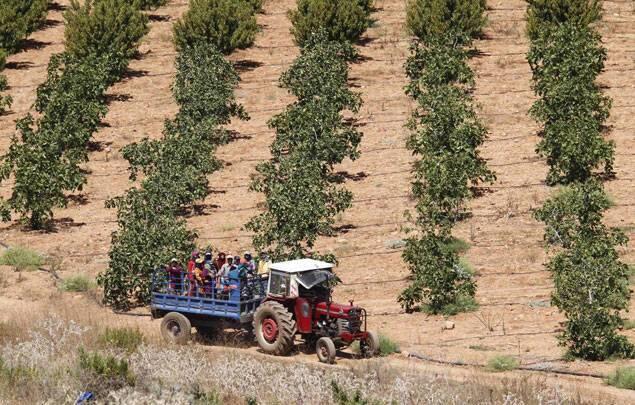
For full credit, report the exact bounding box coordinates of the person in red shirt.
[187,251,199,296]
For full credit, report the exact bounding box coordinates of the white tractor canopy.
[269,258,334,273]
[269,259,335,290]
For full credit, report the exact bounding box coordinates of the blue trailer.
[150,269,267,344]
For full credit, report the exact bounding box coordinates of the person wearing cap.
[166,258,183,293]
[204,250,214,270]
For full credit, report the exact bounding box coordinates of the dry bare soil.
[0,0,634,401]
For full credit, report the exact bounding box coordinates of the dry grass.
[0,312,592,404]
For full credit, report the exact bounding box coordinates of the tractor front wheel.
[360,330,380,358]
[316,337,336,364]
[161,312,191,345]
[253,301,296,355]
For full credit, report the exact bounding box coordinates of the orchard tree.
[64,0,149,81]
[173,0,259,53]
[247,34,362,260]
[289,0,373,46]
[406,0,487,44]
[528,22,613,184]
[526,0,601,41]
[400,1,491,314]
[535,181,634,360]
[0,53,112,229]
[0,0,48,53]
[99,190,196,309]
[101,43,248,308]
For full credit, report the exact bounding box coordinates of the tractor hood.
[314,301,357,317]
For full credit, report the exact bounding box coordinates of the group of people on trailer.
[163,250,271,299]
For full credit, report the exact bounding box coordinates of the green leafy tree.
[64,0,149,81]
[246,36,362,260]
[100,44,248,308]
[0,54,112,228]
[173,0,258,53]
[528,22,613,184]
[0,0,48,53]
[289,0,373,46]
[99,190,196,309]
[526,0,601,41]
[406,0,487,44]
[400,3,491,313]
[535,181,634,360]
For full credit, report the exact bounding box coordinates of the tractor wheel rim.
[319,344,329,359]
[167,321,181,337]
[262,318,278,343]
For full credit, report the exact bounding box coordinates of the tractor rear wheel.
[161,312,191,345]
[253,301,296,355]
[360,330,380,358]
[316,337,336,364]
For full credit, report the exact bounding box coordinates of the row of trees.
[99,0,259,309]
[527,1,633,360]
[399,0,494,313]
[0,0,49,114]
[245,1,374,260]
[0,0,149,229]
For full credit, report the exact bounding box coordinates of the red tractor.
[253,258,379,363]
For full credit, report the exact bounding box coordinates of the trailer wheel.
[316,337,336,364]
[161,312,191,345]
[253,301,296,355]
[360,330,380,358]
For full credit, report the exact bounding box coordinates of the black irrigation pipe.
[407,352,606,379]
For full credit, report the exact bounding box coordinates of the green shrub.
[607,366,635,390]
[289,0,372,46]
[486,355,520,372]
[406,0,487,44]
[623,320,635,330]
[60,275,95,292]
[99,327,144,352]
[173,0,258,53]
[378,334,400,355]
[0,0,48,53]
[351,334,400,356]
[331,381,379,405]
[78,349,135,392]
[526,0,601,41]
[0,357,38,387]
[64,0,149,81]
[0,246,43,271]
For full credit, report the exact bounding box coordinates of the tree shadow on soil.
[233,59,264,73]
[148,14,171,22]
[20,39,52,51]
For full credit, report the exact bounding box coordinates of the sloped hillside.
[0,0,633,377]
